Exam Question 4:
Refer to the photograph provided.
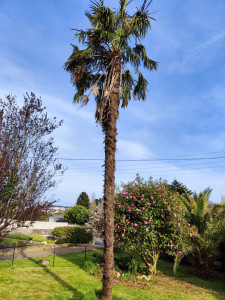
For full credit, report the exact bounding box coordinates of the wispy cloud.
[170,29,225,73]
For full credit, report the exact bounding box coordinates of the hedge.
[51,227,67,239]
[65,226,93,244]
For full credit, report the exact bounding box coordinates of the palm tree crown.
[64,0,157,127]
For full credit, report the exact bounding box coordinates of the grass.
[0,250,224,300]
[0,239,27,247]
[6,234,54,243]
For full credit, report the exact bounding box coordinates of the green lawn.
[0,250,224,300]
[6,234,54,243]
[0,239,27,247]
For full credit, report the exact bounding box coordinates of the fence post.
[12,244,16,267]
[53,246,56,267]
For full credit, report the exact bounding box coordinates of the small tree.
[181,190,225,278]
[0,93,63,240]
[77,192,90,209]
[86,203,104,237]
[64,205,89,225]
[114,176,190,275]
[170,179,192,197]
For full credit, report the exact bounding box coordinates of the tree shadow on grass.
[95,289,124,300]
[26,256,84,300]
[57,248,124,299]
[156,259,225,297]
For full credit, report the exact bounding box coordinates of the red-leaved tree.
[0,93,64,240]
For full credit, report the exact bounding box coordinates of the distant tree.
[91,192,96,203]
[0,93,64,241]
[96,198,103,206]
[90,192,96,208]
[76,192,90,209]
[64,205,89,225]
[170,179,192,197]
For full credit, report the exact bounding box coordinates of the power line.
[63,160,225,170]
[58,156,225,162]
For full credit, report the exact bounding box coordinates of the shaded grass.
[0,250,224,299]
[114,249,225,297]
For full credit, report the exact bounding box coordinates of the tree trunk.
[141,249,160,276]
[101,52,122,300]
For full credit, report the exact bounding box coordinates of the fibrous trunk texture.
[101,52,122,300]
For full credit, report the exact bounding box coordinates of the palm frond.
[65,0,157,116]
[129,0,154,38]
[195,188,211,220]
[133,72,148,100]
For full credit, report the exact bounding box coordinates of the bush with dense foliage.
[51,227,67,239]
[76,192,90,209]
[64,205,89,225]
[65,226,93,244]
[114,175,191,275]
[181,191,225,278]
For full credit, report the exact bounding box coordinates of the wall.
[11,221,76,235]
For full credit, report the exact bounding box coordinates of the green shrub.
[94,254,104,264]
[114,255,139,274]
[51,227,67,239]
[83,260,101,275]
[115,255,135,271]
[65,226,93,244]
[39,215,49,221]
[64,205,89,225]
[55,238,65,244]
[128,258,139,274]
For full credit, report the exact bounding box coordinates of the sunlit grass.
[0,239,27,247]
[6,234,54,243]
[0,250,224,300]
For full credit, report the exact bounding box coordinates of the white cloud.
[117,139,152,159]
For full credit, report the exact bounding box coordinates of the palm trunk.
[101,52,122,300]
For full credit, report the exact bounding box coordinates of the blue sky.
[0,0,225,205]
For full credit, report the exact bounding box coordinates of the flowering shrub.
[114,175,191,275]
[65,226,93,244]
[85,205,103,237]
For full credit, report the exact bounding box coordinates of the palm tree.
[181,189,225,278]
[64,0,157,298]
